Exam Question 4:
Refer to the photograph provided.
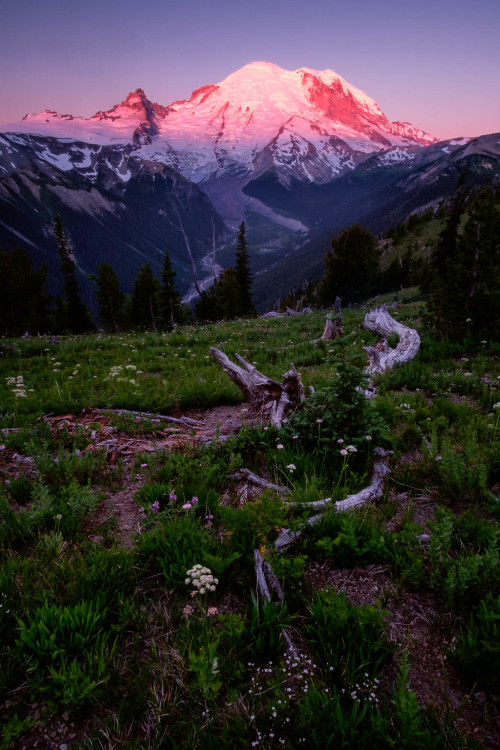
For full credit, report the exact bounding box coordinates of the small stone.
[60,744,69,750]
[417,533,431,542]
[474,691,487,704]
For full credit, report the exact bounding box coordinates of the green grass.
[1,299,499,748]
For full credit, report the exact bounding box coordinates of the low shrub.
[306,589,393,688]
[450,595,500,693]
[16,599,116,710]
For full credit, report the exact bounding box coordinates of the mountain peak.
[7,62,436,177]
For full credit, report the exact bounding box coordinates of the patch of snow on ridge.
[450,137,472,146]
[72,146,94,169]
[37,149,74,171]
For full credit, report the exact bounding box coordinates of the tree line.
[2,185,498,339]
[284,182,499,339]
[0,219,256,336]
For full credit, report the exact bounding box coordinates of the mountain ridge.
[1,62,497,312]
[8,61,437,192]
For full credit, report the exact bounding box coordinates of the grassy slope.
[1,297,499,748]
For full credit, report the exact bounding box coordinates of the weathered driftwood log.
[260,311,283,318]
[210,347,305,428]
[275,448,392,551]
[260,307,312,319]
[96,408,203,428]
[232,468,289,495]
[254,550,296,653]
[363,304,420,377]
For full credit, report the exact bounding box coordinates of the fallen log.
[96,408,203,428]
[275,448,392,551]
[363,304,420,377]
[210,348,304,429]
[232,468,289,495]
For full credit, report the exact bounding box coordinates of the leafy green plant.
[65,546,137,613]
[0,712,37,750]
[450,595,500,692]
[17,599,116,710]
[309,508,389,567]
[434,434,489,502]
[5,477,33,505]
[281,360,389,479]
[137,514,238,589]
[246,591,290,660]
[427,508,500,607]
[291,688,368,748]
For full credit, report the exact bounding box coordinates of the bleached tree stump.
[312,296,343,344]
[209,347,304,428]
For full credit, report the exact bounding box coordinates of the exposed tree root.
[275,448,392,550]
[232,468,289,495]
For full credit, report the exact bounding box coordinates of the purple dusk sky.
[1,0,499,140]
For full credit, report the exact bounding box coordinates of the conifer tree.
[427,185,500,337]
[195,287,219,323]
[216,266,241,320]
[92,262,125,332]
[319,224,380,305]
[131,264,161,330]
[53,216,95,333]
[423,180,468,293]
[0,249,51,335]
[234,222,256,317]
[160,249,183,331]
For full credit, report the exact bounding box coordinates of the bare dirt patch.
[305,560,500,747]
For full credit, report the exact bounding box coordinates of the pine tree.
[319,224,380,305]
[426,184,500,338]
[0,249,51,335]
[92,262,125,332]
[159,249,183,331]
[423,180,468,294]
[195,287,219,323]
[216,266,241,320]
[53,216,95,333]
[131,264,161,330]
[234,222,256,317]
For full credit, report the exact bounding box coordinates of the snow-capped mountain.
[2,61,497,312]
[8,61,436,192]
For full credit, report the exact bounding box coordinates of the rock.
[417,533,431,542]
[474,691,487,704]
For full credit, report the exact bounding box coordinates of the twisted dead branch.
[363,305,420,396]
[275,448,392,551]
